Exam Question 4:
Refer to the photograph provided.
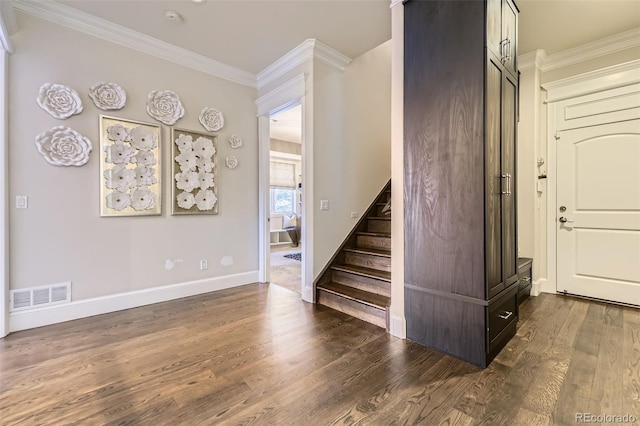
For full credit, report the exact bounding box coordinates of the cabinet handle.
[501,173,512,195]
[498,310,513,320]
[505,39,511,63]
[521,276,531,282]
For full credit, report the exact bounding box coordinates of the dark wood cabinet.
[517,258,533,304]
[487,0,519,78]
[404,0,519,368]
[487,50,518,301]
[502,0,519,76]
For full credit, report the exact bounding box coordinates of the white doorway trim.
[1,49,8,337]
[256,74,314,302]
[543,59,640,296]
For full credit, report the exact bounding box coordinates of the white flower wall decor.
[89,82,127,110]
[35,126,92,166]
[171,128,218,215]
[225,156,238,170]
[199,107,224,132]
[229,135,243,149]
[99,115,161,217]
[146,90,185,125]
[36,83,83,119]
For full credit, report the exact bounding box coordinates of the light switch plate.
[16,196,28,209]
[320,200,329,210]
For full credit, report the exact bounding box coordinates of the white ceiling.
[518,0,640,56]
[56,0,392,75]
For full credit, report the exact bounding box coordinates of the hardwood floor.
[270,245,302,295]
[0,284,638,425]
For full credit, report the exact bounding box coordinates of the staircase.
[316,182,391,329]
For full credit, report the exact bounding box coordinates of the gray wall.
[9,12,259,301]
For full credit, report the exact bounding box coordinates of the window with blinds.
[270,161,296,188]
[270,161,297,214]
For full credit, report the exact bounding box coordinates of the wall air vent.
[9,282,71,312]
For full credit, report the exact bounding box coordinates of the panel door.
[501,72,518,290]
[486,0,502,59]
[486,54,504,298]
[557,119,640,306]
[502,0,518,77]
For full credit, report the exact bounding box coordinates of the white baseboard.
[389,314,406,339]
[536,278,555,295]
[531,279,542,297]
[9,271,259,332]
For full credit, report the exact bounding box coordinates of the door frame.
[256,73,314,302]
[543,59,640,295]
[0,49,8,337]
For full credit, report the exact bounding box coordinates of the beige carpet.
[270,245,301,295]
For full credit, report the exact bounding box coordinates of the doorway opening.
[268,105,302,295]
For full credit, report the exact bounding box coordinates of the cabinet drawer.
[517,258,533,302]
[518,284,532,303]
[488,287,518,343]
[518,274,531,290]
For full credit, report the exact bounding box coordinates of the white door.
[557,119,640,306]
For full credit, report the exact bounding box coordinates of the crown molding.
[542,27,640,73]
[0,1,16,53]
[257,39,315,90]
[542,59,640,103]
[256,73,306,116]
[257,39,351,90]
[313,39,353,72]
[13,0,257,88]
[518,49,546,71]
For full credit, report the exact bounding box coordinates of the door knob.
[559,217,573,223]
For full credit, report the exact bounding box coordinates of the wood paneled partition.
[404,0,520,367]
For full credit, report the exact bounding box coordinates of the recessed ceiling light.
[192,0,206,3]
[165,10,183,23]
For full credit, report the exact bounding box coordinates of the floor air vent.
[10,282,71,312]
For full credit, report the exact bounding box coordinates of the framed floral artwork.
[99,115,162,217]
[171,128,218,215]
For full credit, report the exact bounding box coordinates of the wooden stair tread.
[357,231,391,237]
[317,282,390,309]
[344,247,391,258]
[331,264,391,282]
[315,182,392,329]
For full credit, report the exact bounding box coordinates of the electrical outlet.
[320,200,329,210]
[351,212,358,218]
[200,259,208,270]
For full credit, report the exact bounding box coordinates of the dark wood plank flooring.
[0,284,638,425]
